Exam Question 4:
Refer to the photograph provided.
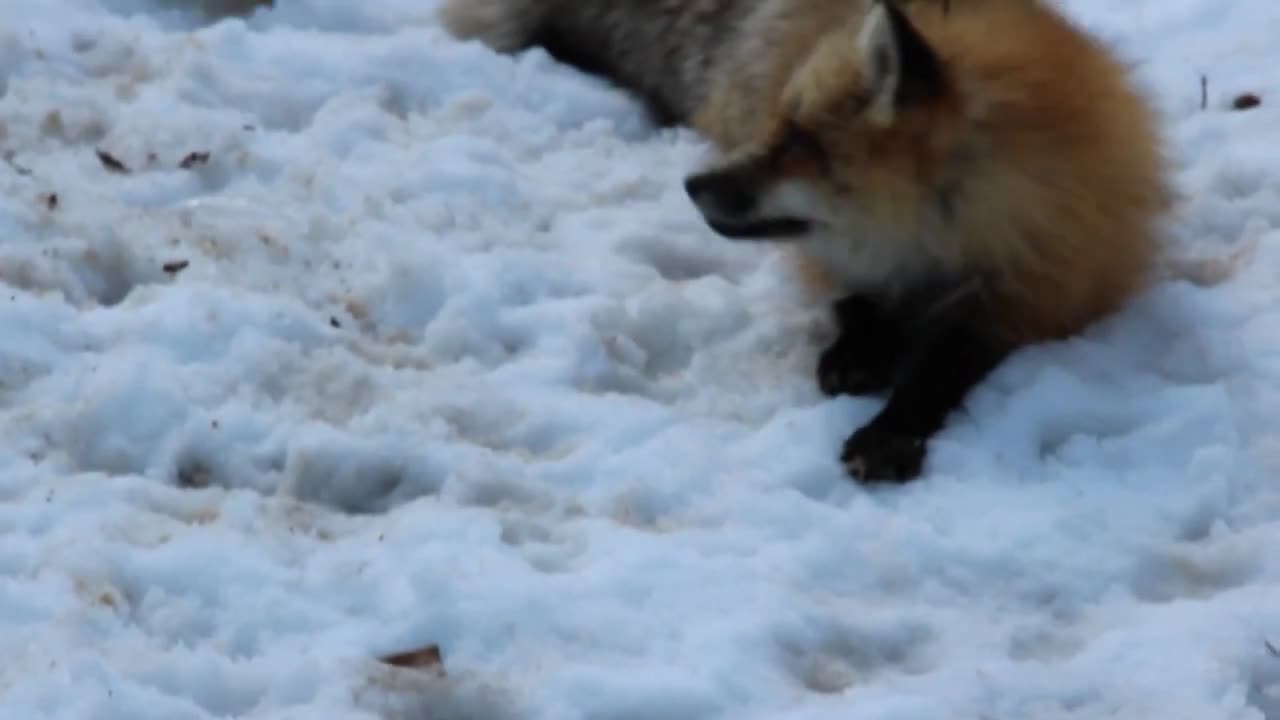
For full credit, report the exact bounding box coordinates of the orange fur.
[694,0,1173,343]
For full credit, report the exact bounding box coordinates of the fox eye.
[779,119,825,166]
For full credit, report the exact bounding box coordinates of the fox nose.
[684,171,757,219]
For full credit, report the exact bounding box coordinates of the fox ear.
[857,0,944,124]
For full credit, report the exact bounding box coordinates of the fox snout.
[684,164,812,240]
[685,169,759,219]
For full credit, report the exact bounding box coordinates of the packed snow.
[1,0,1279,717]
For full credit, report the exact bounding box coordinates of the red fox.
[440,0,1175,483]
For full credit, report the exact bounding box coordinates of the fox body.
[440,0,1174,483]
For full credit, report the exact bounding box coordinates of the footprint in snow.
[498,515,586,575]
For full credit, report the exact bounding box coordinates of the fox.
[439,0,1175,484]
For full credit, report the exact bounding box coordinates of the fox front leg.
[839,318,1012,484]
[816,293,908,397]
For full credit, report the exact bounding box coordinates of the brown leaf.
[96,149,130,174]
[1232,93,1261,111]
[179,151,211,169]
[380,644,446,676]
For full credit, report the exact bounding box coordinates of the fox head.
[686,0,962,251]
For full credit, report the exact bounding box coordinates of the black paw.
[817,336,895,396]
[840,425,927,484]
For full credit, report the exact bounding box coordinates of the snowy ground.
[1,0,1279,717]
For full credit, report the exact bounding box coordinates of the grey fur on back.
[438,0,759,125]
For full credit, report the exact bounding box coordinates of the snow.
[0,0,1278,717]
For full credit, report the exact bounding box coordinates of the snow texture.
[1,0,1279,718]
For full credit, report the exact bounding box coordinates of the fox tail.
[438,0,547,52]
